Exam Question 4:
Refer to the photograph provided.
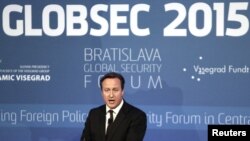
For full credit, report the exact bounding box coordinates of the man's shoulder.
[123,101,146,116]
[89,104,105,114]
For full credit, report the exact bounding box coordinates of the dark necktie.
[106,110,114,134]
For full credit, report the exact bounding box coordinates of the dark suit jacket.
[80,101,147,141]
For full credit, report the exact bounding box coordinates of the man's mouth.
[108,99,115,104]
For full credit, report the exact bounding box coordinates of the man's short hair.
[100,72,125,90]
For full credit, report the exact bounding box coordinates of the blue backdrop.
[0,0,249,141]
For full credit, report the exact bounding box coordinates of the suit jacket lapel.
[106,102,129,140]
[99,106,106,141]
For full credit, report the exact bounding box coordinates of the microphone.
[108,110,114,125]
[108,118,113,125]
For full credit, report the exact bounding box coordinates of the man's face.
[101,78,124,109]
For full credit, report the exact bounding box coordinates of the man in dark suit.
[80,72,147,141]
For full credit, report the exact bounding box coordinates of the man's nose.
[109,91,114,97]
